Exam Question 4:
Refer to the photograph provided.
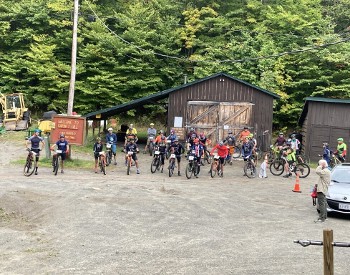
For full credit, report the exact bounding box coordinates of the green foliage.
[1,0,350,129]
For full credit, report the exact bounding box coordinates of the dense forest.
[1,0,350,127]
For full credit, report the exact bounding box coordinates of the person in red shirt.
[210,141,229,176]
[238,127,251,142]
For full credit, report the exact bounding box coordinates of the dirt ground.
[1,134,350,275]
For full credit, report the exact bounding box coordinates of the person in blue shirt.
[106,127,117,165]
[26,129,45,175]
[189,138,204,177]
[241,137,253,160]
[50,134,70,174]
[322,142,331,167]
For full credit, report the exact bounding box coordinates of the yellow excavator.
[0,92,31,130]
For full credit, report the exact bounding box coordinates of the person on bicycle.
[274,132,286,150]
[93,137,104,173]
[124,124,137,146]
[170,138,185,176]
[283,147,296,178]
[144,123,157,153]
[248,133,257,158]
[210,140,229,176]
[224,131,236,162]
[167,128,178,144]
[187,127,198,141]
[125,138,140,174]
[198,132,208,165]
[322,142,331,167]
[241,137,253,161]
[290,134,301,155]
[189,138,203,177]
[238,127,251,142]
[50,134,69,174]
[154,130,167,144]
[334,138,347,163]
[26,129,45,175]
[106,127,117,165]
[156,136,167,173]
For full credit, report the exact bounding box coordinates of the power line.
[85,1,350,64]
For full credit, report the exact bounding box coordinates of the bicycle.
[210,155,223,178]
[23,148,37,177]
[269,157,310,178]
[148,136,155,156]
[126,151,134,175]
[98,151,107,175]
[243,155,256,178]
[232,142,242,159]
[203,148,212,164]
[105,142,113,166]
[52,149,63,176]
[165,140,172,159]
[330,153,343,168]
[150,147,162,173]
[185,151,200,179]
[168,153,176,177]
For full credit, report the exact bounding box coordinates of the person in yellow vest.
[124,124,138,146]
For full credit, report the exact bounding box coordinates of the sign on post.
[51,115,86,145]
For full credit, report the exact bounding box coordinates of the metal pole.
[67,0,79,116]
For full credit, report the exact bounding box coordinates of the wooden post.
[323,229,334,275]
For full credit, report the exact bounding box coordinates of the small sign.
[51,115,86,145]
[173,127,185,141]
[174,117,183,128]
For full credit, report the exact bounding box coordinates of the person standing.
[26,129,45,175]
[314,159,331,223]
[144,123,157,153]
[106,127,117,165]
[238,127,251,142]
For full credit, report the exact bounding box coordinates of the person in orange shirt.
[238,127,251,142]
[154,130,167,144]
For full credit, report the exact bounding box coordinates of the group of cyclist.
[322,138,347,167]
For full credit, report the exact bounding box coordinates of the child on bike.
[189,138,203,177]
[26,129,45,175]
[170,138,185,176]
[50,134,69,174]
[156,136,167,173]
[106,127,117,165]
[93,137,104,173]
[125,139,140,174]
[210,141,229,177]
[283,147,296,178]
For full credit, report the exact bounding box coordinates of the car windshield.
[331,167,350,184]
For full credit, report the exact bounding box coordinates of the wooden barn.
[84,72,280,149]
[298,97,350,161]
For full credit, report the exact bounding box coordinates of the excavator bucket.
[15,120,29,130]
[4,121,17,131]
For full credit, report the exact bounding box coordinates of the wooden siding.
[167,75,274,149]
[303,101,350,161]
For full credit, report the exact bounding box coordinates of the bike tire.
[101,158,106,175]
[295,163,310,178]
[149,143,154,156]
[127,158,131,175]
[269,159,284,176]
[244,162,256,178]
[106,152,111,166]
[23,157,36,177]
[210,162,217,178]
[54,156,59,176]
[232,145,241,159]
[151,157,158,173]
[256,148,263,160]
[205,150,212,164]
[169,159,175,177]
[185,163,193,179]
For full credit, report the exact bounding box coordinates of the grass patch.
[13,157,92,170]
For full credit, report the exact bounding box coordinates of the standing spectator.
[290,134,301,154]
[26,129,45,175]
[238,127,251,142]
[322,143,331,167]
[314,159,331,223]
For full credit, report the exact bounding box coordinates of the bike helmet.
[228,131,233,134]
[291,134,296,138]
[337,138,344,142]
[161,136,166,140]
[159,130,163,134]
[199,132,204,137]
[190,127,195,131]
[174,138,179,142]
[279,132,284,136]
[249,133,253,138]
[150,123,154,126]
[108,127,113,131]
[59,134,65,138]
[191,133,196,138]
[323,142,329,146]
[96,137,101,141]
[129,124,133,129]
[170,128,175,134]
[34,129,40,133]
[194,138,199,143]
[219,141,224,146]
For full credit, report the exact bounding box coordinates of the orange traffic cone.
[292,173,301,193]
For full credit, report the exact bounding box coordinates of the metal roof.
[83,72,280,120]
[298,97,350,125]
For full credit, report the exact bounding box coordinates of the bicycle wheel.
[54,155,59,176]
[106,151,111,166]
[205,150,212,164]
[256,148,263,160]
[210,162,217,178]
[23,156,36,177]
[244,162,256,178]
[194,163,200,176]
[101,158,106,175]
[269,159,284,176]
[151,157,158,173]
[149,143,154,156]
[168,159,175,177]
[127,158,131,175]
[232,145,241,158]
[295,163,310,178]
[185,162,193,179]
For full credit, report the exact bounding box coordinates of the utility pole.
[67,0,79,115]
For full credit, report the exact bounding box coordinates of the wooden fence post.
[323,229,334,275]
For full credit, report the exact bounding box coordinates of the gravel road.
[0,135,349,275]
